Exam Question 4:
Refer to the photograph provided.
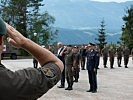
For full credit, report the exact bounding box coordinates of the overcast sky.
[91,0,133,2]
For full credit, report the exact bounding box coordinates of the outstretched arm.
[6,23,64,72]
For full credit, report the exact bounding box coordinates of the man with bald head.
[57,42,66,88]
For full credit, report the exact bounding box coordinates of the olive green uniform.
[73,52,81,82]
[123,48,130,68]
[109,48,115,68]
[101,47,108,68]
[65,51,74,89]
[0,63,61,100]
[116,47,123,67]
[131,48,133,60]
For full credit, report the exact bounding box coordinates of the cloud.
[84,31,94,35]
[90,0,132,3]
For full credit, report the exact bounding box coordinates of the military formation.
[101,44,131,68]
[56,42,133,93]
[35,42,132,93]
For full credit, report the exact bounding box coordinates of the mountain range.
[42,0,133,45]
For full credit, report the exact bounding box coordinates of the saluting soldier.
[64,45,75,90]
[108,46,115,69]
[123,46,130,68]
[86,43,97,93]
[116,45,123,67]
[101,44,108,68]
[73,46,81,82]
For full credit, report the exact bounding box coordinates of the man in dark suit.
[57,42,66,88]
[86,43,97,93]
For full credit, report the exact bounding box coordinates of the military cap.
[88,43,95,46]
[68,45,72,47]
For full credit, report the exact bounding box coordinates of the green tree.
[0,0,58,54]
[121,5,133,49]
[96,19,107,51]
[1,0,28,37]
[0,0,29,55]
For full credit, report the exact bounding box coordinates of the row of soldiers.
[101,44,130,68]
[80,44,131,69]
[33,42,132,92]
[56,42,100,92]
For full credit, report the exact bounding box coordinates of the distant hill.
[55,27,121,45]
[42,0,132,44]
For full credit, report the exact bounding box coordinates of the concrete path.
[2,57,133,100]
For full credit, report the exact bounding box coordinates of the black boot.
[125,66,128,68]
[65,87,73,90]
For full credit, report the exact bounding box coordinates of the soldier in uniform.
[48,45,55,54]
[33,58,38,68]
[131,48,133,61]
[108,46,115,69]
[94,44,100,69]
[123,46,130,68]
[80,45,86,70]
[0,23,64,100]
[86,43,97,93]
[101,44,108,68]
[116,45,123,67]
[73,46,81,82]
[64,45,75,90]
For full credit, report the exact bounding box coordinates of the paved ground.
[2,57,133,100]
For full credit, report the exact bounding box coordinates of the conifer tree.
[121,5,133,49]
[96,19,107,51]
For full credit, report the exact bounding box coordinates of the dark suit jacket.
[57,47,65,64]
[86,50,97,71]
